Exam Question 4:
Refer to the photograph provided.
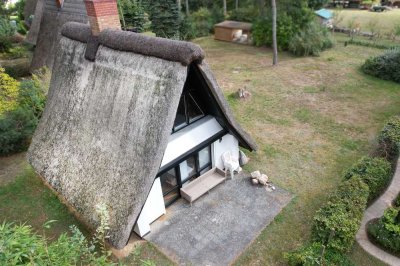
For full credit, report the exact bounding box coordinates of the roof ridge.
[61,22,205,66]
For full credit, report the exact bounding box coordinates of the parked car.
[370,5,392,12]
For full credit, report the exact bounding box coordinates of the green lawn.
[335,8,400,34]
[193,35,400,265]
[1,35,400,265]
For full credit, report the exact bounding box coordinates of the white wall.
[213,134,239,170]
[133,177,165,237]
[160,116,223,168]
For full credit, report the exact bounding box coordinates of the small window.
[186,93,204,123]
[172,90,205,132]
[173,97,187,131]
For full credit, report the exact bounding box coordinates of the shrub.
[0,17,15,38]
[394,193,400,207]
[0,68,19,116]
[367,208,400,254]
[312,176,369,252]
[0,220,113,265]
[289,20,334,56]
[191,7,213,37]
[0,107,38,155]
[179,15,196,40]
[378,116,400,159]
[0,69,49,155]
[343,156,392,202]
[228,7,257,23]
[361,48,400,83]
[285,242,354,266]
[252,13,295,50]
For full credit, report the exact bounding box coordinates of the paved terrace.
[145,173,292,266]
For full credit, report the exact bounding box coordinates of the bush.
[378,116,400,159]
[361,48,400,83]
[0,69,49,155]
[344,156,392,202]
[289,20,334,56]
[285,242,354,266]
[191,7,213,37]
[0,17,15,38]
[312,176,369,252]
[252,13,295,50]
[394,193,400,208]
[367,208,400,254]
[179,15,196,40]
[0,68,19,116]
[228,7,257,23]
[0,220,113,265]
[0,106,38,155]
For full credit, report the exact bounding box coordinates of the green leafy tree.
[118,0,146,32]
[148,0,181,39]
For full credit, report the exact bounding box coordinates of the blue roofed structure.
[315,8,333,20]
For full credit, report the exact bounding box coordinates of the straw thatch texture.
[29,0,87,70]
[28,36,187,248]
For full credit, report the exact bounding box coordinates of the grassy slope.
[193,36,400,265]
[336,9,400,34]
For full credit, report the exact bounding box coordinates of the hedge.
[344,156,392,202]
[367,208,400,255]
[361,48,400,84]
[312,176,369,252]
[378,116,400,160]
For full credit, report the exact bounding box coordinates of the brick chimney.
[84,0,121,36]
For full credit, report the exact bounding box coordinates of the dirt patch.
[0,152,28,186]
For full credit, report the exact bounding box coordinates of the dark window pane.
[160,168,178,195]
[173,97,187,131]
[186,93,204,123]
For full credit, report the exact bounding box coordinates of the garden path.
[356,159,400,266]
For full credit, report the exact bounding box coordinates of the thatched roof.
[27,0,87,70]
[28,22,256,249]
[23,0,39,26]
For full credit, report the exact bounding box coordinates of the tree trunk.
[177,0,181,12]
[271,0,278,66]
[223,0,227,17]
[235,0,239,10]
[185,0,189,15]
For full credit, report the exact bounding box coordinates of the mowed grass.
[335,8,400,34]
[1,36,399,265]
[193,36,400,265]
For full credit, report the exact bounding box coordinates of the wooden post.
[271,0,278,66]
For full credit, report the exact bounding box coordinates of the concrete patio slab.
[145,174,292,266]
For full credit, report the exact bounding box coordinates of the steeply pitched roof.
[27,0,87,70]
[214,20,252,31]
[28,23,256,249]
[315,8,333,20]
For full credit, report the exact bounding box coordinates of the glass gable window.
[172,90,205,132]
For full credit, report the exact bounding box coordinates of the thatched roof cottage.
[28,0,256,249]
[26,0,88,71]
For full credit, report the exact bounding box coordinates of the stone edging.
[356,159,400,266]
